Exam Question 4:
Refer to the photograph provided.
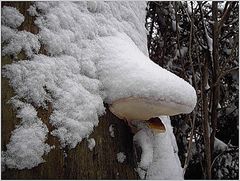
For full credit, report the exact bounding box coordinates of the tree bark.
[1,2,138,179]
[201,53,212,179]
[210,1,220,159]
[199,2,212,179]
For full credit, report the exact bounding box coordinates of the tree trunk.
[201,52,212,179]
[210,1,220,158]
[1,2,138,179]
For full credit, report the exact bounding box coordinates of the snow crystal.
[87,138,96,151]
[1,98,51,170]
[2,30,40,57]
[98,33,196,115]
[109,124,115,137]
[133,116,183,179]
[1,25,16,43]
[117,152,126,163]
[1,6,24,28]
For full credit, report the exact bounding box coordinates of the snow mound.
[3,54,105,148]
[1,98,51,170]
[134,116,183,179]
[2,30,40,57]
[133,128,153,172]
[1,25,16,43]
[1,6,24,28]
[98,33,197,115]
[1,6,40,57]
[2,2,195,177]
[3,1,147,149]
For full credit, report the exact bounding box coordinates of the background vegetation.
[146,1,239,179]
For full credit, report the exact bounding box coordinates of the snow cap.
[99,33,197,121]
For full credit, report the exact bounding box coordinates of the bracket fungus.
[100,33,197,132]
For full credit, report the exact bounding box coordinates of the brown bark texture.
[1,2,139,179]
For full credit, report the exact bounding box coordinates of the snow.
[218,2,225,12]
[205,81,210,90]
[98,33,196,114]
[171,20,183,32]
[27,5,39,16]
[3,54,106,148]
[1,6,24,28]
[1,6,40,57]
[1,98,51,170]
[133,116,183,179]
[3,1,147,149]
[2,30,40,57]
[117,152,126,163]
[172,20,177,32]
[174,46,188,60]
[109,124,115,138]
[34,1,148,56]
[87,138,96,151]
[206,34,213,52]
[186,2,192,15]
[1,25,16,43]
[214,137,227,152]
[2,1,148,169]
[204,26,213,52]
[2,2,196,178]
[133,128,153,174]
[223,45,232,55]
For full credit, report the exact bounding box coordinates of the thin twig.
[183,3,197,173]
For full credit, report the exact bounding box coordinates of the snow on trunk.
[2,2,194,179]
[134,116,183,179]
[2,1,148,170]
[1,98,52,171]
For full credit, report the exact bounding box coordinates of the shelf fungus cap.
[99,33,197,132]
[109,95,196,121]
